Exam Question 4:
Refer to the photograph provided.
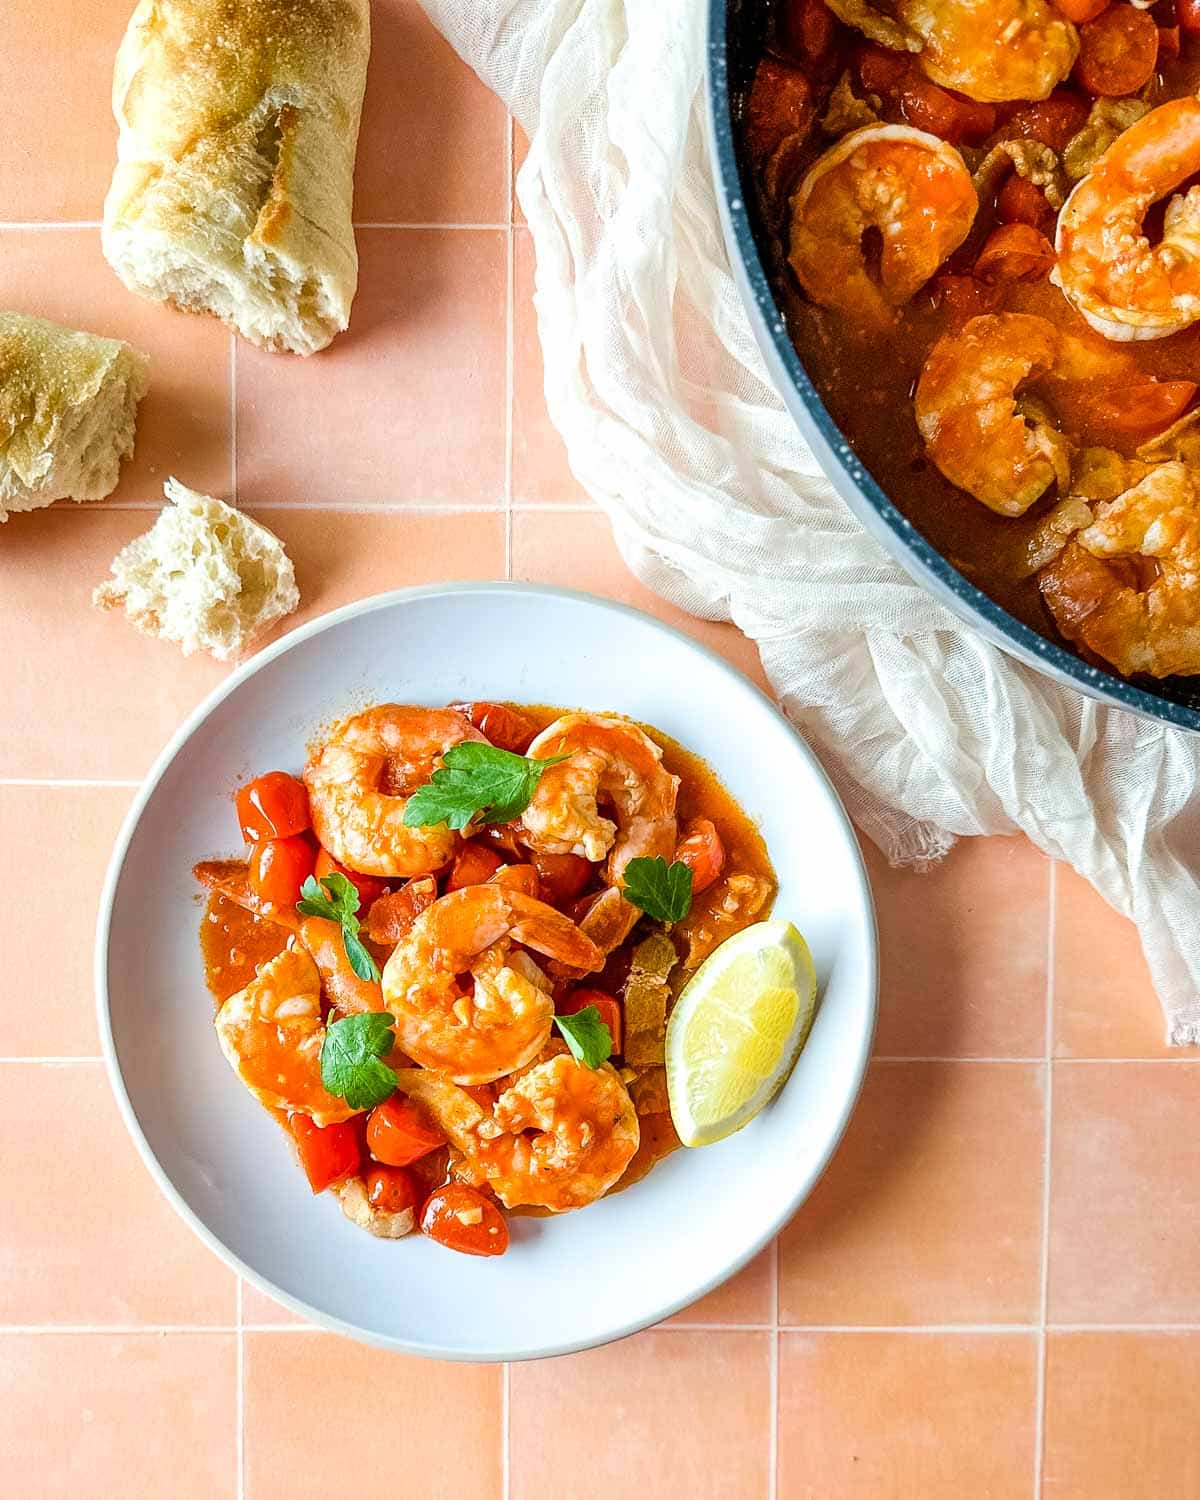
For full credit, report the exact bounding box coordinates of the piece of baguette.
[0,311,149,523]
[93,478,300,661]
[102,0,370,356]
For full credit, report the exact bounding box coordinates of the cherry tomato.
[781,0,838,71]
[855,41,909,96]
[445,841,506,891]
[1074,381,1197,435]
[996,174,1055,235]
[236,771,310,842]
[249,834,315,909]
[929,275,1004,322]
[365,876,437,943]
[529,850,595,908]
[898,76,995,145]
[559,988,623,1055]
[1158,24,1182,59]
[744,57,815,164]
[290,1114,361,1194]
[366,1095,445,1167]
[975,223,1057,283]
[313,847,388,909]
[1053,0,1109,22]
[1076,6,1160,96]
[365,1165,422,1216]
[488,863,542,898]
[674,817,727,895]
[1000,91,1091,151]
[1181,0,1200,35]
[449,701,536,753]
[420,1184,509,1257]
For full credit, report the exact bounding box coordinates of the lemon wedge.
[665,920,817,1147]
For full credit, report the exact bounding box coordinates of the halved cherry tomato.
[365,876,437,944]
[782,0,838,70]
[290,1114,361,1194]
[236,771,310,842]
[365,1165,422,1216]
[488,863,541,898]
[559,988,623,1056]
[975,223,1057,283]
[313,846,388,908]
[930,274,1004,322]
[366,1095,446,1167]
[1076,6,1160,96]
[897,75,995,145]
[996,174,1056,235]
[529,850,594,907]
[249,834,316,908]
[674,817,726,895]
[1053,0,1109,23]
[420,1183,509,1257]
[449,701,536,753]
[1182,0,1200,35]
[1000,90,1091,151]
[745,57,815,164]
[445,841,506,891]
[1072,380,1197,435]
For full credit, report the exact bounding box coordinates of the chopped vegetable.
[554,1004,613,1069]
[559,989,623,1056]
[488,862,541,898]
[996,174,1055,235]
[974,223,1056,283]
[365,876,437,944]
[1075,7,1159,97]
[1072,381,1198,436]
[1182,0,1200,35]
[674,818,726,896]
[420,1184,509,1257]
[365,1165,422,1216]
[297,871,379,982]
[930,275,1004,323]
[313,846,387,909]
[445,840,506,891]
[529,849,593,907]
[290,1114,361,1194]
[623,931,677,1070]
[745,56,815,164]
[366,1094,445,1167]
[630,1067,671,1117]
[320,1011,398,1110]
[449,701,536,753]
[236,770,311,842]
[249,834,315,909]
[897,75,995,145]
[1000,91,1091,152]
[403,743,567,831]
[781,0,838,71]
[622,855,694,923]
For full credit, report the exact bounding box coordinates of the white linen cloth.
[420,0,1200,1044]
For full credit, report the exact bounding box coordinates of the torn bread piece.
[0,311,149,523]
[93,478,299,660]
[102,0,370,355]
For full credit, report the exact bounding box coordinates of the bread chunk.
[93,478,300,660]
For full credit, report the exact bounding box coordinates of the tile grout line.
[0,778,141,789]
[769,1236,779,1500]
[1033,860,1057,1500]
[88,500,599,515]
[14,1320,1194,1334]
[0,220,513,231]
[236,1278,245,1500]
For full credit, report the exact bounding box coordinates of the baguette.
[102,0,370,355]
[0,311,149,523]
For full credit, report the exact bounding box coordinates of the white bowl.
[96,583,877,1360]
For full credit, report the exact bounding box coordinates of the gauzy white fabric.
[420,0,1200,1044]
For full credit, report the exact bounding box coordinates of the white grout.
[352,221,508,231]
[0,1057,102,1065]
[0,778,140,788]
[3,1320,1192,1336]
[1033,861,1057,1500]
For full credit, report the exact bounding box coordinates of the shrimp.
[914,313,1072,516]
[1040,461,1200,678]
[899,0,1078,104]
[788,125,977,328]
[214,946,357,1126]
[305,705,485,879]
[1053,98,1200,343]
[393,1052,640,1212]
[380,886,604,1084]
[521,714,679,885]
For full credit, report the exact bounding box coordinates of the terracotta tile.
[668,1245,775,1326]
[1053,863,1168,1058]
[1049,1061,1200,1323]
[864,836,1050,1059]
[778,1332,1037,1498]
[1043,1332,1200,1499]
[512,229,591,505]
[511,509,772,694]
[0,508,503,780]
[0,786,133,1056]
[236,229,506,506]
[0,1333,235,1499]
[0,2,125,221]
[510,1330,770,1500]
[0,1063,234,1324]
[354,1,507,225]
[246,1331,501,1499]
[513,121,528,226]
[241,1282,307,1328]
[0,228,233,500]
[779,1062,1043,1325]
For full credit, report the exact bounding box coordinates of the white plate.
[96,583,877,1361]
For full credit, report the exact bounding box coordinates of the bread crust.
[103,0,370,355]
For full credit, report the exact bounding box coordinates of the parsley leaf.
[296,872,380,982]
[403,743,568,831]
[320,1011,399,1109]
[555,1006,613,1070]
[622,856,694,924]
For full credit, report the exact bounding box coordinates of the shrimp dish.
[194,701,780,1257]
[742,1,1200,682]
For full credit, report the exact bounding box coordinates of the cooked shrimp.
[914,313,1071,516]
[214,947,357,1126]
[899,0,1078,104]
[394,1052,640,1211]
[1053,98,1200,342]
[521,714,679,885]
[788,125,977,328]
[305,705,485,879]
[1040,461,1200,678]
[380,886,603,1084]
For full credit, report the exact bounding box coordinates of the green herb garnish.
[319,1011,399,1109]
[402,743,567,831]
[297,871,380,982]
[622,856,694,924]
[554,1006,613,1070]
